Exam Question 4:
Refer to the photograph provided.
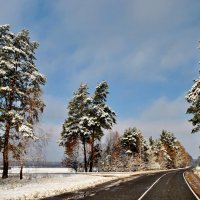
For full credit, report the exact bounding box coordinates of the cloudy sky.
[1,0,200,161]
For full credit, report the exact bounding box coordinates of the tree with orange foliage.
[160,130,178,168]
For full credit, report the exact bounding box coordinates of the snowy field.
[0,172,134,200]
[9,167,76,174]
[0,168,179,200]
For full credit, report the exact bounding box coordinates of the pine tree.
[60,81,116,172]
[160,130,178,168]
[60,83,90,172]
[186,77,200,133]
[185,42,200,133]
[121,127,143,155]
[146,137,160,170]
[82,81,116,171]
[121,127,148,170]
[0,25,46,178]
[174,141,192,168]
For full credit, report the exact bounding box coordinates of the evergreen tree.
[0,25,46,178]
[121,127,143,155]
[141,138,149,163]
[185,42,200,133]
[146,137,160,170]
[174,141,192,168]
[81,81,116,171]
[160,130,178,168]
[186,70,200,132]
[60,81,116,172]
[60,83,90,172]
[160,130,177,149]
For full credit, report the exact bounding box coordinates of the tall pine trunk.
[2,124,10,179]
[83,137,87,172]
[89,131,95,172]
[2,79,14,179]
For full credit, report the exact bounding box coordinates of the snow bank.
[0,173,132,200]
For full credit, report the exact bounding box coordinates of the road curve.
[141,169,197,200]
[79,169,197,200]
[43,169,197,200]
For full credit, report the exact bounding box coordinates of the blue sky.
[1,0,200,161]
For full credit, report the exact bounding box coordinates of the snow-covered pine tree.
[160,130,178,168]
[146,137,160,170]
[81,81,116,172]
[186,44,200,133]
[60,83,91,172]
[150,139,168,169]
[121,127,148,170]
[141,138,149,163]
[174,141,192,168]
[60,81,116,172]
[121,127,143,155]
[0,25,46,178]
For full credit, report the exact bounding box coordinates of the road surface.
[44,169,198,200]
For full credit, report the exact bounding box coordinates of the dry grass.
[185,171,200,198]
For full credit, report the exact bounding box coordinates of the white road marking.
[137,173,167,200]
[183,171,200,200]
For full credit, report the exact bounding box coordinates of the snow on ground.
[0,169,178,200]
[10,167,76,174]
[0,172,134,200]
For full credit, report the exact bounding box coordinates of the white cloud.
[139,96,188,121]
[50,0,200,84]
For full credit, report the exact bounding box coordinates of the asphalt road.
[44,169,197,200]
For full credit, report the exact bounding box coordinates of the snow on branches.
[185,42,200,133]
[121,127,143,153]
[0,24,46,178]
[0,24,46,138]
[60,81,116,172]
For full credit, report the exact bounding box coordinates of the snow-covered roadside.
[0,173,132,200]
[0,169,180,200]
